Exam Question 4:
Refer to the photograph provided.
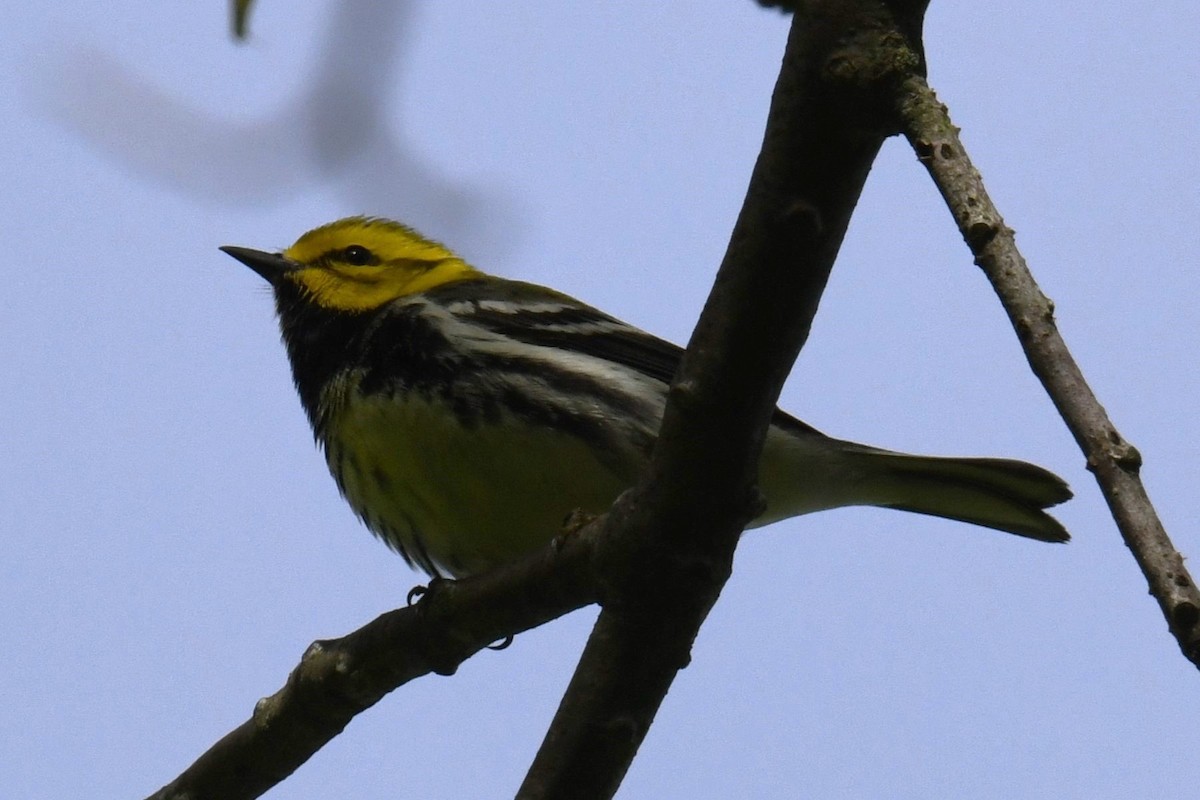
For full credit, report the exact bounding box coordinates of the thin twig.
[896,73,1200,667]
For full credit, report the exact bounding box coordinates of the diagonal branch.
[896,74,1200,668]
[145,526,603,800]
[517,3,930,797]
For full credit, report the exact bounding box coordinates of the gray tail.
[849,448,1072,542]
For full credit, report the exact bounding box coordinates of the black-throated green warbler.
[222,216,1071,577]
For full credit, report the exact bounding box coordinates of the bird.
[221,216,1071,578]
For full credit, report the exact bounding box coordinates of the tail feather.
[849,449,1072,543]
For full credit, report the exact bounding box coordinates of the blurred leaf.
[232,0,255,39]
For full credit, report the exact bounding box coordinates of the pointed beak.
[219,246,297,285]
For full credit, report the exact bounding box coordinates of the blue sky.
[4,2,1198,798]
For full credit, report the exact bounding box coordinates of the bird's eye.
[342,245,375,266]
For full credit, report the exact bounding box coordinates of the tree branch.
[517,3,929,797]
[145,525,603,800]
[895,74,1200,667]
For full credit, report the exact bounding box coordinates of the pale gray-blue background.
[4,2,1198,798]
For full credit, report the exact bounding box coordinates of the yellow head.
[222,217,482,312]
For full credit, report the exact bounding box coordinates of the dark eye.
[342,245,375,266]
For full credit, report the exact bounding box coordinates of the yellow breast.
[325,391,637,576]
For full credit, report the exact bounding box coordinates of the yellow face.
[279,217,482,312]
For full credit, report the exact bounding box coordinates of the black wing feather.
[429,278,826,438]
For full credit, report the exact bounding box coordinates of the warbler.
[222,216,1071,578]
